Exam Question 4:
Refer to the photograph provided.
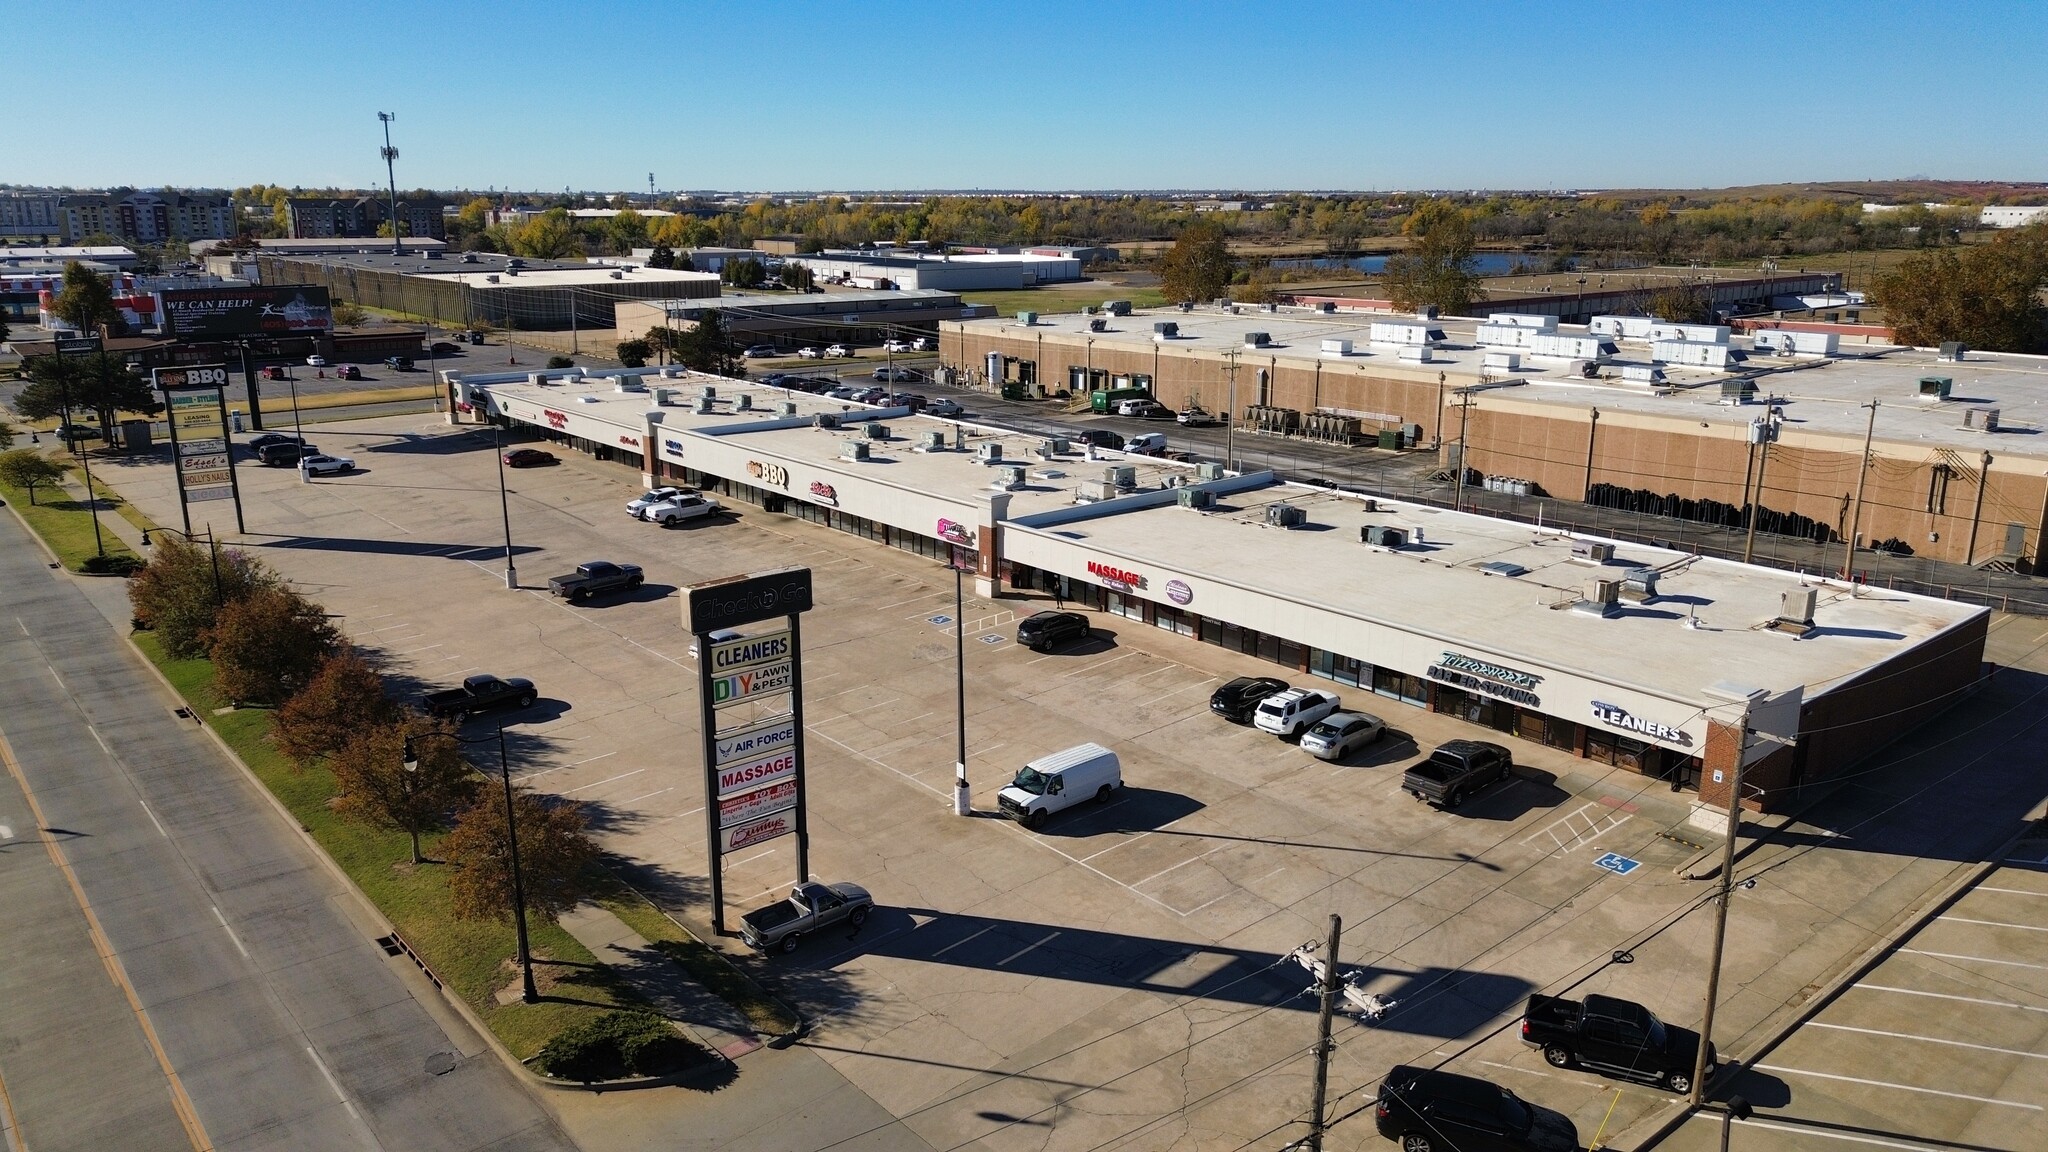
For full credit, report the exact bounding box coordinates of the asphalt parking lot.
[1650,848,2048,1152]
[91,413,2048,1151]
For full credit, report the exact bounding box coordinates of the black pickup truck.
[1520,993,1712,1094]
[1403,739,1514,809]
[547,560,644,603]
[422,674,537,719]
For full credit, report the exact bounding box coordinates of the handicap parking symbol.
[979,634,1004,645]
[1593,852,1641,876]
[928,614,953,626]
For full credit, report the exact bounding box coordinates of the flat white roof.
[417,266,718,289]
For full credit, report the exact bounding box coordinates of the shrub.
[209,584,341,706]
[534,1011,702,1081]
[545,355,574,369]
[128,536,279,657]
[79,554,144,576]
[274,648,398,766]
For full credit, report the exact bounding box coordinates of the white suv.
[882,339,915,353]
[1253,688,1341,738]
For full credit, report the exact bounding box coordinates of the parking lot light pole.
[405,727,537,1003]
[494,423,517,589]
[950,552,970,816]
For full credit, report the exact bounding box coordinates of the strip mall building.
[442,365,1989,817]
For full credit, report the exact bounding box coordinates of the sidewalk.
[557,903,765,1063]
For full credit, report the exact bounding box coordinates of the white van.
[997,742,1122,828]
[1124,432,1167,456]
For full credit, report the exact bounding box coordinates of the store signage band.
[719,780,798,830]
[748,460,788,488]
[1590,701,1694,747]
[809,481,838,507]
[1086,560,1145,589]
[936,518,975,547]
[544,409,568,429]
[1437,651,1542,689]
[716,747,797,796]
[721,809,795,854]
[1426,663,1542,708]
[715,715,798,766]
[708,629,791,675]
[711,659,796,708]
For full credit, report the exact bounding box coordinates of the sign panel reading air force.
[715,715,798,766]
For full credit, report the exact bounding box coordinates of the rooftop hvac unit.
[1719,379,1756,403]
[1321,338,1353,356]
[1487,313,1557,331]
[1399,345,1434,363]
[613,376,647,392]
[1569,539,1615,564]
[1779,586,1817,629]
[1483,351,1521,371]
[1917,375,1953,401]
[1076,479,1116,503]
[1177,487,1217,510]
[1088,317,1107,332]
[919,430,946,451]
[840,440,871,462]
[1153,321,1179,337]
[1046,436,1070,455]
[652,387,675,406]
[1017,310,1038,325]
[1938,341,1968,362]
[700,386,716,399]
[994,465,1027,490]
[1244,331,1271,348]
[1620,567,1659,602]
[775,401,797,416]
[813,413,840,429]
[1103,300,1132,316]
[1622,365,1668,386]
[735,394,753,411]
[1965,407,2001,431]
[862,421,888,440]
[976,442,1003,463]
[609,269,623,279]
[692,394,715,413]
[1196,462,1225,480]
[1109,465,1137,489]
[1359,524,1408,548]
[1573,579,1622,616]
[1415,305,1439,320]
[1265,503,1306,528]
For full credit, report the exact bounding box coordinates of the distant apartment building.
[0,192,66,241]
[286,195,447,240]
[27,190,235,244]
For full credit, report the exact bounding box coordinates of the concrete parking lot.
[90,413,2048,1151]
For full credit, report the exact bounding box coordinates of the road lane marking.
[1859,984,2048,1014]
[139,801,169,839]
[1807,1021,2048,1058]
[997,931,1060,966]
[212,906,250,960]
[303,1046,368,1129]
[0,728,211,1151]
[1938,914,2048,932]
[1900,947,2048,971]
[1756,1063,2042,1109]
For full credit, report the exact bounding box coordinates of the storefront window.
[1311,651,1365,687]
[1154,605,1194,636]
[1373,666,1428,707]
[1204,621,1245,652]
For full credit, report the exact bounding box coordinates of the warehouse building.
[253,250,718,330]
[942,306,2048,571]
[612,288,976,348]
[438,365,1989,816]
[791,249,1083,291]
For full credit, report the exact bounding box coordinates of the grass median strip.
[0,467,140,570]
[597,886,800,1035]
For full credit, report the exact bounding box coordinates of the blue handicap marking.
[979,634,1004,645]
[928,614,953,626]
[1593,852,1641,876]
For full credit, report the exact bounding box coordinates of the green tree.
[1646,284,1716,324]
[127,536,279,658]
[721,257,767,289]
[443,782,599,924]
[331,301,367,327]
[545,355,575,370]
[646,244,677,269]
[0,449,66,505]
[275,648,398,767]
[648,312,743,377]
[329,715,481,865]
[13,354,165,441]
[458,197,493,233]
[208,585,341,706]
[1382,200,1486,316]
[780,262,815,291]
[1874,227,2048,352]
[52,262,121,334]
[614,338,652,368]
[1157,222,1234,304]
[512,210,580,259]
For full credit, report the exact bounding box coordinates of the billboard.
[160,286,333,339]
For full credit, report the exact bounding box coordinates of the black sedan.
[503,448,559,468]
[1209,676,1290,724]
[1016,611,1092,653]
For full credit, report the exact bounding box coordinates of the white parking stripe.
[1132,844,1228,887]
[1900,947,2048,971]
[997,931,1060,966]
[1684,1113,1947,1150]
[1808,1021,2048,1059]
[1859,984,2048,1014]
[1938,915,2048,932]
[931,925,996,958]
[1755,1063,2042,1110]
[1978,886,2048,897]
[562,768,645,796]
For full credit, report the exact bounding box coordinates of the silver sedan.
[1300,711,1386,761]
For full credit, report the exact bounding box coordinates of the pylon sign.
[154,364,245,535]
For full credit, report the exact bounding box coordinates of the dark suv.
[1016,611,1091,653]
[258,441,317,467]
[1209,676,1289,724]
[1374,1065,1577,1152]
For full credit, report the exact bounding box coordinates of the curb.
[527,1049,736,1095]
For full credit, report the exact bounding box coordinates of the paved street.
[74,410,2048,1150]
[0,510,574,1152]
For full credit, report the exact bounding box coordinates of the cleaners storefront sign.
[1590,701,1694,747]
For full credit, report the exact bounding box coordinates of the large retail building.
[440,365,1989,817]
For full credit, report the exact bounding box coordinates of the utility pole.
[378,112,402,256]
[1691,710,1753,1106]
[1452,389,1474,510]
[1223,349,1240,472]
[1307,914,1342,1151]
[1742,412,1779,565]
[1842,400,1879,583]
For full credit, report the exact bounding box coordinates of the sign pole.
[238,342,263,432]
[789,612,809,885]
[696,625,725,935]
[218,383,247,534]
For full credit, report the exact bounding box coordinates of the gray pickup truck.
[740,882,873,953]
[547,560,644,603]
[1403,739,1513,809]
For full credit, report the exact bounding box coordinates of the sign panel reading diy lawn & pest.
[711,660,796,708]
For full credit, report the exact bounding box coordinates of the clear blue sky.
[12,0,2046,193]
